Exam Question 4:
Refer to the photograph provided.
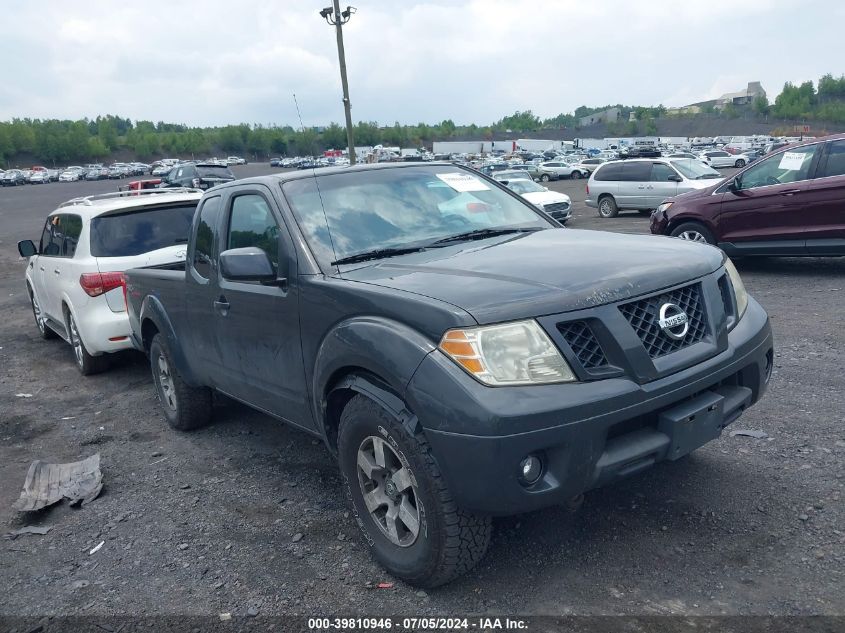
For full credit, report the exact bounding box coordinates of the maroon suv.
[651,133,845,256]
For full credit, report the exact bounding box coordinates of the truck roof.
[208,161,467,191]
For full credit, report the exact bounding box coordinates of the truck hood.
[340,229,725,324]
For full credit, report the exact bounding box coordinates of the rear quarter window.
[89,204,197,257]
[594,163,623,181]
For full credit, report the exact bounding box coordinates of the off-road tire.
[149,333,212,431]
[338,394,491,588]
[598,195,619,218]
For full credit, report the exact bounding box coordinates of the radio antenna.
[292,93,338,268]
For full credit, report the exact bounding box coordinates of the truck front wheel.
[149,333,212,431]
[337,394,491,588]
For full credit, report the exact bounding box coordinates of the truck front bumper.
[405,298,773,515]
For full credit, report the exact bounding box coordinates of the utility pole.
[321,3,357,165]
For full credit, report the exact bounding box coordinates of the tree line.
[2,74,844,165]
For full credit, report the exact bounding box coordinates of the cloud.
[0,0,839,126]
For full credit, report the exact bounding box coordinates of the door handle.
[39,266,45,271]
[213,297,230,316]
[779,189,801,196]
[53,269,61,275]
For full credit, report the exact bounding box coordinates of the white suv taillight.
[79,272,125,297]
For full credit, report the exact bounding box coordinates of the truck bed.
[124,263,188,350]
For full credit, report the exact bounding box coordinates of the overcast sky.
[0,0,842,128]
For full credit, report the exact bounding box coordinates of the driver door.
[211,188,310,428]
[717,144,820,252]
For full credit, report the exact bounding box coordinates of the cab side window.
[41,215,66,257]
[738,144,818,190]
[39,219,53,255]
[61,215,83,257]
[227,194,280,272]
[819,140,845,178]
[650,163,677,182]
[192,196,222,279]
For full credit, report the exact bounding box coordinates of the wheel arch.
[138,294,200,385]
[312,317,434,454]
[323,369,420,456]
[666,215,719,238]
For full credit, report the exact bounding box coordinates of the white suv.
[698,150,749,168]
[17,189,202,374]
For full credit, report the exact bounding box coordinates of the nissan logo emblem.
[658,303,689,340]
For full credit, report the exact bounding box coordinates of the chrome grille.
[618,284,707,358]
[544,202,571,213]
[557,321,608,369]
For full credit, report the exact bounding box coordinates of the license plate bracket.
[658,390,725,461]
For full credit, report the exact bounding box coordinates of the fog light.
[519,455,543,485]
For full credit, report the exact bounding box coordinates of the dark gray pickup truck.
[125,163,773,587]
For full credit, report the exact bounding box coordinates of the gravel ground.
[0,165,843,618]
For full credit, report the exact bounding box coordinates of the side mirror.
[220,247,278,283]
[18,240,37,258]
[667,174,683,182]
[727,176,741,192]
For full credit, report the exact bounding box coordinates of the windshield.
[505,179,545,194]
[670,159,722,180]
[197,166,234,178]
[281,166,550,269]
[90,204,196,257]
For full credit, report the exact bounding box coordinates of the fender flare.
[138,294,200,385]
[332,373,420,438]
[312,316,435,445]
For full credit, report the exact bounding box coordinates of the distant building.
[579,107,620,127]
[715,81,766,109]
[667,104,704,115]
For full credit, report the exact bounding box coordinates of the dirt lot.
[0,165,843,619]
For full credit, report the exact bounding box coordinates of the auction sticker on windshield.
[436,172,490,192]
[778,151,806,171]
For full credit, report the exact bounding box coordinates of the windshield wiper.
[429,227,543,246]
[331,246,426,266]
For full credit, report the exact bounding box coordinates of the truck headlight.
[724,258,748,321]
[438,320,576,386]
[657,201,673,213]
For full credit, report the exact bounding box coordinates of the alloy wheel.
[356,435,421,547]
[68,315,84,368]
[157,353,178,411]
[31,294,46,335]
[677,230,708,243]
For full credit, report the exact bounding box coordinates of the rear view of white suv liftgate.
[17,189,202,374]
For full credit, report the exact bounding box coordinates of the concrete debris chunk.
[13,454,103,512]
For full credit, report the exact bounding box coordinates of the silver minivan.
[585,158,723,217]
